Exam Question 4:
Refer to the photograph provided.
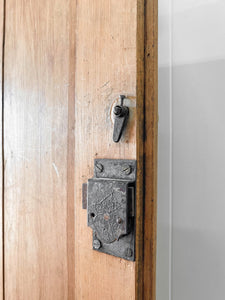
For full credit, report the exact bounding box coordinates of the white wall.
[157,1,225,299]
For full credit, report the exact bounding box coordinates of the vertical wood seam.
[136,0,145,298]
[1,0,6,298]
[136,0,158,299]
[143,0,158,299]
[67,0,76,298]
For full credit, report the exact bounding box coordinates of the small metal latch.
[82,159,136,261]
[113,95,129,143]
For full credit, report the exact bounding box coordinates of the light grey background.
[157,1,225,299]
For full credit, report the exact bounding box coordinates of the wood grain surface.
[74,0,137,299]
[136,1,158,299]
[0,0,4,299]
[3,0,75,298]
[143,0,158,299]
[136,0,145,298]
[1,0,158,299]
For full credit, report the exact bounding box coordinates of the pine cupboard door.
[0,0,3,298]
[2,0,157,299]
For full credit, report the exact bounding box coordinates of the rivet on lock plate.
[82,159,136,261]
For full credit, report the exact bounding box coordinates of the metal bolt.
[93,239,101,250]
[124,248,133,258]
[116,217,123,224]
[113,105,123,116]
[122,164,132,175]
[120,95,126,106]
[95,162,104,173]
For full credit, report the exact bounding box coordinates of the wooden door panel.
[0,0,3,299]
[143,2,158,299]
[4,0,75,299]
[2,0,158,299]
[74,0,136,299]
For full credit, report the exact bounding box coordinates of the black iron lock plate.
[83,159,136,261]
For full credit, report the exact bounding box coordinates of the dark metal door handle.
[113,95,129,143]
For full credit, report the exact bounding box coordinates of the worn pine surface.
[143,0,158,299]
[74,0,136,299]
[2,0,157,299]
[136,0,145,298]
[3,0,75,299]
[0,0,3,299]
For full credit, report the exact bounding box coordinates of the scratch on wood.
[52,163,59,178]
[100,81,110,89]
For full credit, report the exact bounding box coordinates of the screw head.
[122,164,132,175]
[93,239,101,250]
[113,105,123,116]
[116,217,123,224]
[95,162,104,173]
[124,248,133,258]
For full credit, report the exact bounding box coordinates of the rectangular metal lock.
[83,159,136,261]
